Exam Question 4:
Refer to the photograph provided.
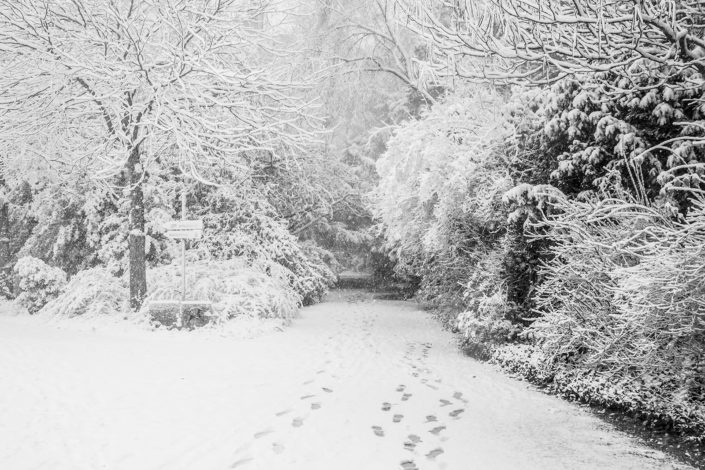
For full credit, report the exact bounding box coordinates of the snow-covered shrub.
[13,256,67,313]
[373,86,540,341]
[145,258,299,321]
[373,87,510,306]
[454,244,526,358]
[198,186,334,304]
[508,74,705,209]
[15,181,93,275]
[40,267,128,317]
[492,343,552,383]
[0,269,13,299]
[292,241,337,305]
[523,190,705,435]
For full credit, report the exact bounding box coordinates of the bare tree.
[311,0,440,104]
[0,0,321,309]
[394,0,705,84]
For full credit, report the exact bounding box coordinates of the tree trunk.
[0,170,9,272]
[0,201,9,270]
[126,146,147,310]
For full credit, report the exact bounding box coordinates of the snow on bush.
[30,258,299,325]
[492,343,552,383]
[144,258,299,321]
[0,270,13,300]
[457,246,524,345]
[198,186,335,305]
[373,87,513,312]
[13,256,67,314]
[520,190,705,436]
[40,267,128,317]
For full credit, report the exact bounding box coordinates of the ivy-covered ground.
[0,291,692,470]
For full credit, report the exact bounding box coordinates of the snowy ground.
[0,290,694,470]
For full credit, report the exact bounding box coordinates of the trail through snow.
[0,290,694,470]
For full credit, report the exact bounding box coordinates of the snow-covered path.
[0,291,692,470]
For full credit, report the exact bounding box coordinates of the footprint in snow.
[453,391,468,403]
[426,448,445,460]
[311,402,321,410]
[404,441,416,451]
[449,409,465,419]
[275,409,291,417]
[230,457,254,468]
[400,460,419,470]
[382,402,392,411]
[303,379,314,385]
[393,414,403,423]
[322,387,333,393]
[301,394,315,400]
[396,385,406,392]
[401,393,412,401]
[429,425,446,435]
[439,399,452,407]
[292,417,304,427]
[254,429,273,439]
[272,442,285,454]
[425,415,438,423]
[372,425,385,437]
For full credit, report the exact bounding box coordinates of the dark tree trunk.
[0,166,9,268]
[0,200,8,270]
[126,146,147,310]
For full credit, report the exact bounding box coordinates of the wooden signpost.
[150,188,211,329]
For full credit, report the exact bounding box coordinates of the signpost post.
[147,183,211,329]
[162,187,204,328]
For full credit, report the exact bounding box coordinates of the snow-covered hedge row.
[493,342,705,438]
[491,193,705,437]
[13,256,67,313]
[374,79,705,438]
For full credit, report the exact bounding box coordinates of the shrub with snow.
[144,258,300,321]
[0,270,13,300]
[492,343,552,384]
[198,186,335,304]
[13,256,67,313]
[40,267,128,317]
[519,192,705,436]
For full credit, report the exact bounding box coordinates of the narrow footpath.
[0,290,693,470]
